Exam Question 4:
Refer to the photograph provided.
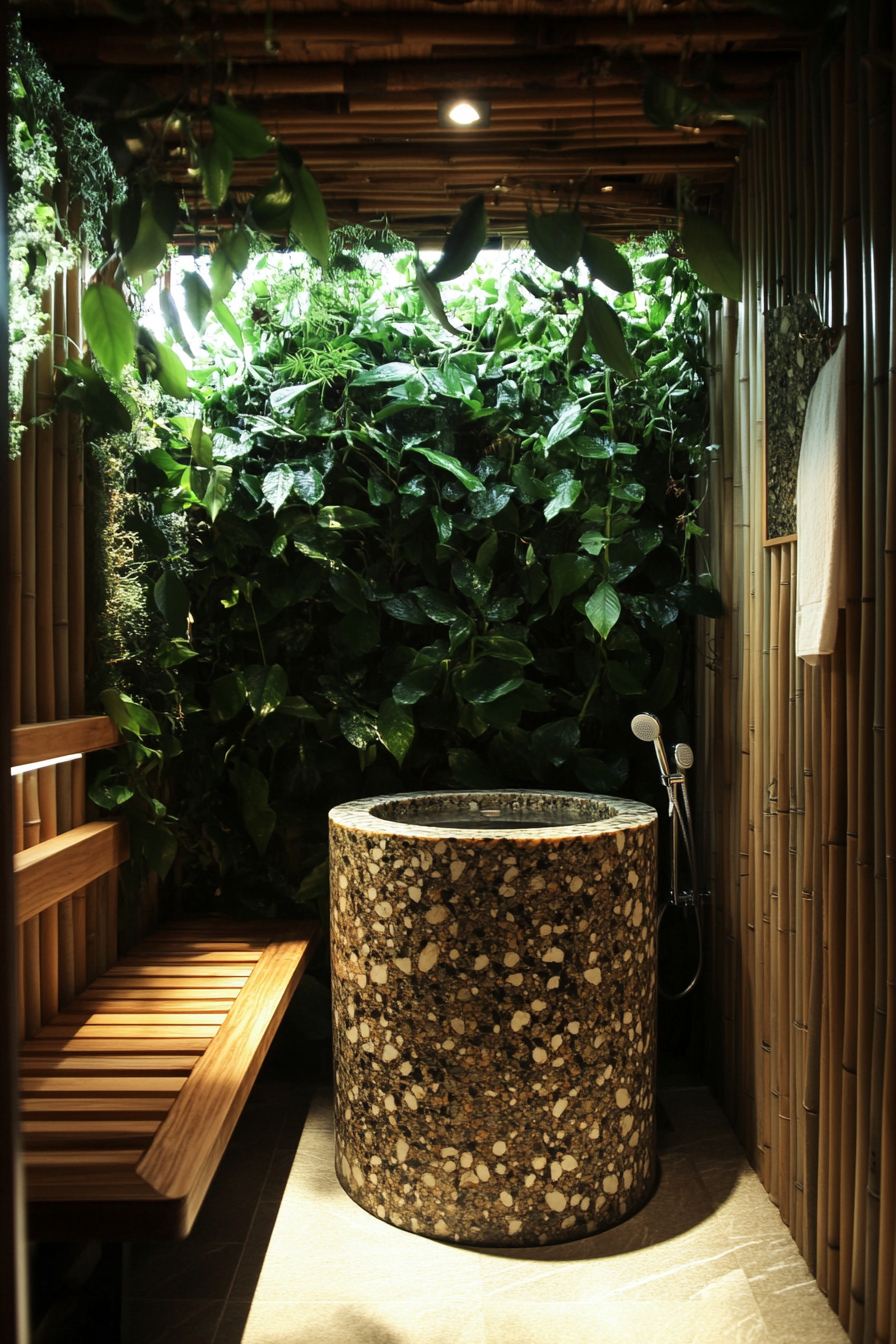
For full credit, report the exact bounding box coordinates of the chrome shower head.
[674,742,695,771]
[631,712,671,777]
[631,713,662,743]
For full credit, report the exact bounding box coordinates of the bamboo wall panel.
[698,8,896,1340]
[6,194,124,1041]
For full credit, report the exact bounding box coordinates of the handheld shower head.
[630,713,670,777]
[630,712,661,743]
[673,742,695,771]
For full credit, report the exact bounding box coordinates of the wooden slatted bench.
[14,716,320,1242]
[22,919,319,1240]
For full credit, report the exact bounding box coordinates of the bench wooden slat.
[22,1099,175,1116]
[11,715,120,767]
[22,1037,221,1054]
[51,1013,231,1026]
[36,1025,220,1039]
[136,931,316,1221]
[71,1000,238,1013]
[24,918,320,1241]
[21,1077,187,1095]
[108,956,260,967]
[15,820,129,926]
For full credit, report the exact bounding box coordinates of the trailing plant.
[6,14,120,454]
[85,228,720,920]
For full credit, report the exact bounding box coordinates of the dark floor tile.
[212,1299,253,1344]
[228,1202,282,1303]
[121,1297,224,1344]
[124,1242,243,1302]
[260,1148,298,1204]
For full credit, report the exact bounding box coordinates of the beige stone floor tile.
[237,1299,488,1344]
[251,1188,484,1302]
[482,1275,770,1344]
[232,1084,847,1344]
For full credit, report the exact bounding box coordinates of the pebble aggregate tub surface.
[329,790,658,1248]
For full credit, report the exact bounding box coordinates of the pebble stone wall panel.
[329,790,658,1247]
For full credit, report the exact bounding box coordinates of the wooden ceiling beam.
[66,52,787,97]
[33,11,800,66]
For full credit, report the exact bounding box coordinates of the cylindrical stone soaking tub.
[329,789,658,1247]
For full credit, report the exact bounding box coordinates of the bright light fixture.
[11,753,83,777]
[449,102,480,125]
[438,98,491,130]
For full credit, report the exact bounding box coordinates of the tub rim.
[329,788,657,841]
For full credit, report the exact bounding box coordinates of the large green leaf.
[202,464,232,522]
[286,163,329,270]
[583,293,640,381]
[413,586,462,623]
[581,234,634,293]
[526,208,584,273]
[216,226,251,275]
[428,193,488,284]
[318,505,376,529]
[680,212,743,302]
[231,762,276,855]
[393,663,441,704]
[377,697,415,765]
[457,658,524,704]
[413,259,466,337]
[262,463,294,516]
[478,636,533,665]
[210,671,247,721]
[293,466,325,505]
[209,105,275,159]
[642,74,703,131]
[200,136,233,210]
[159,288,192,355]
[209,247,234,305]
[250,173,293,233]
[154,570,190,635]
[100,688,160,739]
[352,362,418,386]
[81,285,135,381]
[550,553,593,610]
[182,272,212,332]
[122,201,169,279]
[154,343,189,400]
[585,581,622,639]
[245,663,288,718]
[406,443,485,492]
[532,717,580,768]
[212,300,244,351]
[545,402,586,449]
[452,556,492,609]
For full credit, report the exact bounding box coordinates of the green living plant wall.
[82,221,725,924]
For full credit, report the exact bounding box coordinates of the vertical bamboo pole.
[20,772,41,1040]
[876,15,896,1340]
[19,356,41,1036]
[768,542,782,1212]
[860,5,893,1335]
[837,24,865,1323]
[36,284,59,1027]
[53,201,75,1010]
[66,199,89,996]
[777,545,793,1228]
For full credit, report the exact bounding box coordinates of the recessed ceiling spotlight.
[438,98,491,129]
[601,184,614,193]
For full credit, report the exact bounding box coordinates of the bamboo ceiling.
[24,0,809,244]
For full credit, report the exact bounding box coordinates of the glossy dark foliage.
[86,237,719,920]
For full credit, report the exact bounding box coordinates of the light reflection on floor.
[123,1077,848,1344]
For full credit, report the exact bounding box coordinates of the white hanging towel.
[795,336,847,664]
